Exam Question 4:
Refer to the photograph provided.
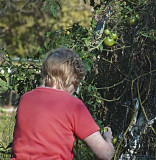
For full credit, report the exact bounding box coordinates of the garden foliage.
[0,0,156,159]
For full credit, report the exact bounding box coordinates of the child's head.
[41,48,86,92]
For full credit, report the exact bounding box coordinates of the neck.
[41,84,75,95]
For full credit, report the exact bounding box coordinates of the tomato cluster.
[103,29,118,47]
[103,14,140,47]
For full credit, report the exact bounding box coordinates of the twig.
[137,78,156,135]
[96,76,128,90]
[93,88,126,102]
[133,70,156,82]
[0,0,11,16]
[18,0,31,13]
[131,79,134,100]
[142,55,152,104]
[114,104,139,159]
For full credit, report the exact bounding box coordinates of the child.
[11,48,114,160]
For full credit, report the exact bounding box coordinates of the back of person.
[11,48,114,160]
[12,87,99,160]
[12,87,74,159]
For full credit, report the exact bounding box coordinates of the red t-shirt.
[11,87,100,160]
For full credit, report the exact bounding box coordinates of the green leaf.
[50,5,57,17]
[98,43,103,51]
[84,62,91,71]
[0,75,7,82]
[45,32,52,38]
[84,39,90,47]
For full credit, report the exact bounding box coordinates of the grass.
[0,107,15,160]
[0,108,15,146]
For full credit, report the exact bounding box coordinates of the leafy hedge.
[0,0,156,159]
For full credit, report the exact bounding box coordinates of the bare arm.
[83,128,114,160]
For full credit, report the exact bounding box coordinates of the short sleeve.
[71,101,100,140]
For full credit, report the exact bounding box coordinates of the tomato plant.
[0,0,156,159]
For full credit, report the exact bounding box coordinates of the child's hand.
[103,127,113,143]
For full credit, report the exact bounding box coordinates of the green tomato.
[111,33,118,40]
[104,29,110,36]
[127,17,137,26]
[104,37,115,47]
[135,14,140,20]
[112,137,117,145]
[103,127,108,132]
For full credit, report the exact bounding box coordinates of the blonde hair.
[41,48,86,92]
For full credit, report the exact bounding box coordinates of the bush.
[0,0,156,159]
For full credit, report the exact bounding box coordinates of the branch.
[137,77,156,135]
[0,0,11,16]
[142,55,152,104]
[18,0,31,13]
[114,100,140,159]
[96,75,129,90]
[93,88,126,102]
